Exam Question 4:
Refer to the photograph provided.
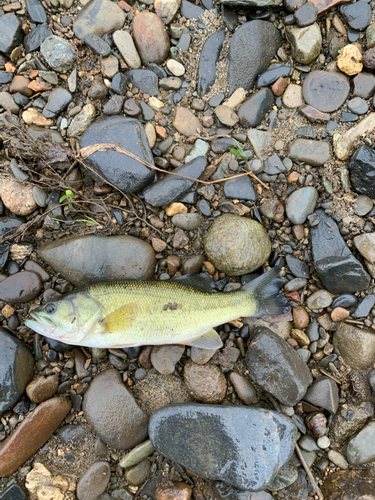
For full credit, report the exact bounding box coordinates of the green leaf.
[230,148,243,158]
[59,194,68,203]
[231,138,245,156]
[65,189,74,198]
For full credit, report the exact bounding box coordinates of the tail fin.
[242,267,290,317]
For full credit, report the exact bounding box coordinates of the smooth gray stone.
[238,88,274,127]
[228,20,281,95]
[125,70,159,96]
[0,328,34,413]
[0,13,23,55]
[40,35,77,73]
[80,116,155,193]
[24,23,52,53]
[25,0,47,23]
[347,421,375,465]
[43,87,72,118]
[197,29,225,96]
[246,326,312,406]
[224,176,256,201]
[84,33,111,56]
[143,156,207,207]
[149,403,297,491]
[303,376,339,415]
[180,0,204,18]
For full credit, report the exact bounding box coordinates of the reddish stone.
[155,126,167,139]
[310,0,351,14]
[139,346,153,369]
[133,12,170,65]
[28,79,52,92]
[272,77,288,96]
[0,398,71,477]
[118,0,133,11]
[285,291,300,302]
[293,305,309,329]
[156,481,192,500]
[9,75,33,97]
[3,2,21,11]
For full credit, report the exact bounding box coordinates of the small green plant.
[50,216,100,226]
[230,138,247,161]
[59,189,75,209]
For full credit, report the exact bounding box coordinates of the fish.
[25,267,289,350]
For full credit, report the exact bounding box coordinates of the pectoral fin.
[102,303,137,333]
[186,328,223,349]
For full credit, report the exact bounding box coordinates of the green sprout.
[230,138,247,161]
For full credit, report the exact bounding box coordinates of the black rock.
[303,70,350,113]
[211,137,235,153]
[46,338,74,352]
[180,0,205,18]
[110,72,128,95]
[238,88,274,127]
[257,65,291,88]
[0,328,34,413]
[149,403,297,491]
[221,4,238,31]
[0,484,27,500]
[349,144,375,198]
[197,29,225,96]
[0,72,14,84]
[23,22,52,53]
[80,116,155,192]
[340,1,371,31]
[310,209,370,293]
[0,13,23,56]
[43,87,72,118]
[84,33,111,56]
[143,156,207,207]
[125,69,159,96]
[25,0,46,23]
[294,1,317,27]
[285,255,310,278]
[176,33,191,52]
[264,154,286,175]
[0,216,24,238]
[246,326,313,406]
[353,294,375,318]
[57,424,87,444]
[147,63,167,80]
[332,294,358,309]
[228,20,281,95]
[296,126,317,139]
[224,176,256,201]
[196,198,211,216]
[0,244,9,272]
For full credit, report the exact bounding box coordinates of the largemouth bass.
[25,268,289,349]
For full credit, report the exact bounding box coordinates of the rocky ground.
[1,0,375,497]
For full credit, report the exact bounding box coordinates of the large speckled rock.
[37,235,156,286]
[322,469,375,500]
[204,214,271,276]
[83,369,149,450]
[73,0,125,39]
[149,404,297,491]
[0,174,37,216]
[0,329,34,413]
[347,421,375,465]
[285,23,322,65]
[332,322,375,370]
[133,12,170,65]
[228,20,281,95]
[246,326,312,406]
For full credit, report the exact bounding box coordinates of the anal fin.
[186,328,223,349]
[102,303,137,333]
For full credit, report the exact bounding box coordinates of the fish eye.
[45,304,56,314]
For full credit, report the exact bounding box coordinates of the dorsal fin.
[170,273,213,293]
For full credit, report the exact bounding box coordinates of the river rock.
[40,35,76,73]
[173,106,201,136]
[77,462,111,500]
[322,469,375,500]
[303,376,339,414]
[113,30,141,69]
[143,156,206,207]
[0,271,42,303]
[286,187,319,224]
[310,209,370,293]
[149,404,297,491]
[183,360,227,403]
[80,116,155,192]
[285,23,322,64]
[0,329,34,413]
[0,174,37,216]
[348,144,375,198]
[0,398,71,476]
[133,12,170,65]
[329,401,374,445]
[238,88,274,127]
[43,87,72,118]
[204,214,271,276]
[37,235,155,286]
[332,322,375,370]
[150,345,185,375]
[246,326,312,406]
[0,13,23,55]
[25,0,46,23]
[346,421,375,465]
[155,0,181,24]
[340,1,371,31]
[197,29,226,96]
[24,23,52,53]
[288,139,331,166]
[26,374,59,403]
[228,20,281,95]
[73,0,125,39]
[83,369,148,450]
[303,70,350,112]
[67,104,96,137]
[224,176,256,201]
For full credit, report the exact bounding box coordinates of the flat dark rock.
[340,1,371,31]
[180,0,205,18]
[25,0,46,23]
[246,326,312,406]
[238,88,274,127]
[257,65,291,88]
[124,69,159,96]
[0,72,14,84]
[0,13,23,55]
[197,29,225,96]
[43,87,72,118]
[224,176,256,201]
[310,209,370,293]
[348,144,375,198]
[80,116,155,192]
[84,33,111,57]
[143,156,207,207]
[228,20,281,95]
[23,23,52,53]
[220,0,282,6]
[149,403,297,491]
[303,70,350,113]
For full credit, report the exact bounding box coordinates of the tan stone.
[27,79,52,92]
[154,0,181,24]
[9,75,33,97]
[291,328,310,346]
[225,88,247,108]
[337,44,363,75]
[100,55,119,79]
[333,322,375,370]
[26,375,59,403]
[113,30,141,69]
[334,113,375,160]
[282,83,303,108]
[165,202,187,216]
[156,480,192,500]
[331,307,350,323]
[25,462,76,500]
[293,305,309,329]
[214,105,239,127]
[183,360,226,403]
[354,233,375,263]
[0,174,38,216]
[22,108,54,127]
[0,398,71,476]
[144,122,156,148]
[166,59,185,76]
[151,238,167,252]
[1,304,15,318]
[173,107,201,136]
[148,96,164,110]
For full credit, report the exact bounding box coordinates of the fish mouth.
[25,311,57,335]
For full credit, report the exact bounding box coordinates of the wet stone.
[286,187,319,224]
[295,1,317,26]
[0,13,23,55]
[228,20,281,95]
[83,369,148,450]
[0,484,27,500]
[149,404,297,491]
[197,29,225,96]
[183,360,226,403]
[23,23,52,53]
[133,12,170,65]
[25,0,46,23]
[329,401,374,445]
[333,322,375,370]
[77,462,111,500]
[347,421,375,465]
[340,1,371,31]
[40,35,76,73]
[0,271,42,303]
[229,372,257,405]
[322,469,375,500]
[43,87,72,118]
[332,294,358,308]
[84,33,111,57]
[246,326,312,406]
[26,374,59,403]
[238,88,274,127]
[303,70,350,112]
[73,0,125,39]
[353,294,375,317]
[285,23,322,65]
[257,65,291,88]
[349,144,375,197]
[303,376,339,414]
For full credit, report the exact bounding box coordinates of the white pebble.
[317,436,330,449]
[166,59,185,77]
